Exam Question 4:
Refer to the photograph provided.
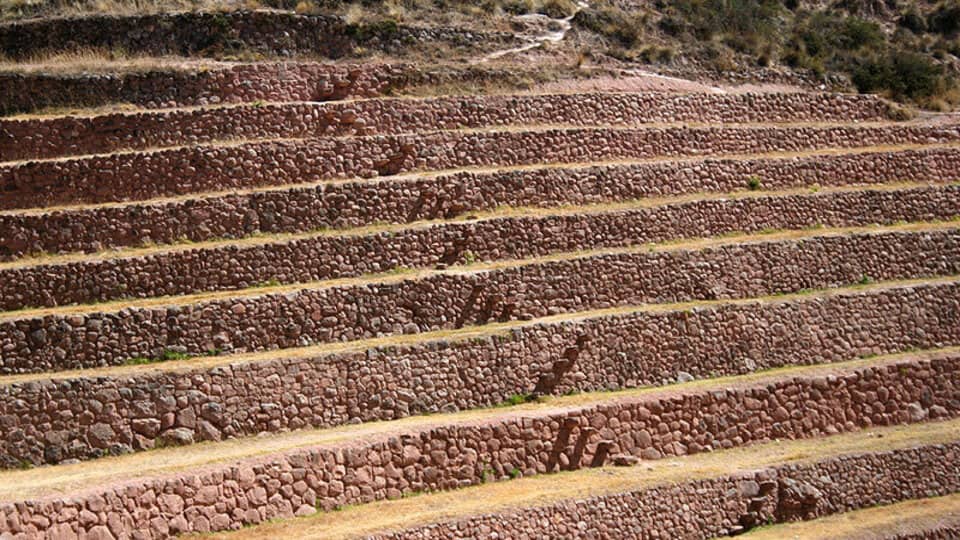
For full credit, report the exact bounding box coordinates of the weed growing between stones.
[124,348,221,365]
[498,393,540,406]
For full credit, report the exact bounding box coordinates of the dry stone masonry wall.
[4,185,957,308]
[0,92,894,161]
[0,355,957,537]
[891,526,960,540]
[0,11,515,61]
[371,442,960,540]
[1,228,957,373]
[5,123,959,210]
[1,281,957,467]
[0,62,408,116]
[3,146,958,259]
[0,19,956,535]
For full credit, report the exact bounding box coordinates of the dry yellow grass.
[0,346,956,503]
[193,418,960,540]
[0,48,233,74]
[2,218,957,322]
[1,273,954,386]
[0,0,252,22]
[741,493,960,539]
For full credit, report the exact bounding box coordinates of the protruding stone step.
[1,225,956,373]
[1,279,956,467]
[2,185,956,308]
[3,144,958,260]
[5,122,958,210]
[0,352,956,537]
[0,92,896,161]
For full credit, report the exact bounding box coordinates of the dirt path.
[478,1,590,63]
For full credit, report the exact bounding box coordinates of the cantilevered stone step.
[1,279,956,467]
[3,184,957,308]
[0,224,957,372]
[5,122,959,209]
[3,144,958,259]
[0,92,895,161]
[0,352,957,537]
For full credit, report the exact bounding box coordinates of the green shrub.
[667,0,781,41]
[538,0,576,18]
[840,17,884,50]
[852,50,944,101]
[929,0,960,36]
[346,18,399,41]
[575,6,645,48]
[899,8,927,34]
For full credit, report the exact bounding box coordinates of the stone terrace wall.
[0,62,407,116]
[0,11,513,60]
[1,228,957,373]
[4,184,958,308]
[0,356,956,537]
[4,123,959,210]
[893,527,960,539]
[3,146,957,259]
[372,443,960,540]
[0,92,894,161]
[1,281,956,467]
